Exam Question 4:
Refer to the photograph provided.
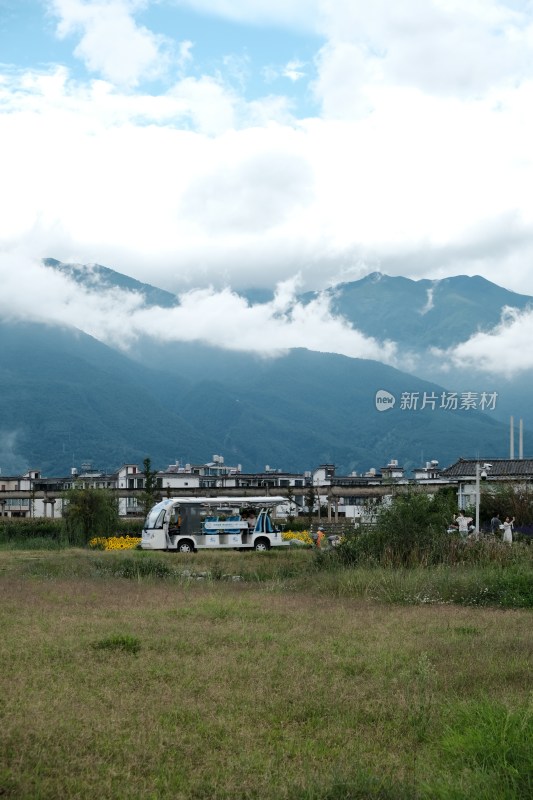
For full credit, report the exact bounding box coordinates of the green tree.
[377,490,457,540]
[336,489,458,567]
[139,457,160,518]
[62,485,119,545]
[480,482,533,528]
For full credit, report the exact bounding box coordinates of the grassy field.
[0,548,532,799]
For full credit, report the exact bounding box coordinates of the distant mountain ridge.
[0,319,515,476]
[306,271,533,349]
[44,258,533,351]
[43,258,178,308]
[0,259,529,476]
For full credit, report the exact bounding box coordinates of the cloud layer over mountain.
[0,254,397,361]
[2,2,533,373]
[1,0,533,297]
[2,254,533,377]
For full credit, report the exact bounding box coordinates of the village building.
[439,457,533,509]
[2,454,533,523]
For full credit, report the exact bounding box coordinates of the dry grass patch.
[0,568,532,799]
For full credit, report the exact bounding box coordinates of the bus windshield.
[144,502,170,530]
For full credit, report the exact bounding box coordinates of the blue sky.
[1,1,323,116]
[2,1,533,373]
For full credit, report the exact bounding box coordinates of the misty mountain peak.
[43,258,178,309]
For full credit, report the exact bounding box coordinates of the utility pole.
[475,462,492,534]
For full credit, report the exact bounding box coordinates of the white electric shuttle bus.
[141,496,288,552]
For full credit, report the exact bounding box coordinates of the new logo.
[375,389,396,412]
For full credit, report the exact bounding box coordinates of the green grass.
[91,633,141,654]
[0,548,531,799]
[0,536,66,551]
[435,700,533,799]
[305,562,533,608]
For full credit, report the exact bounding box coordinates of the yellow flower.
[282,530,313,546]
[89,536,141,550]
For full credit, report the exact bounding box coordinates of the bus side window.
[169,512,181,534]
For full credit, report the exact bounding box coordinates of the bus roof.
[154,496,285,509]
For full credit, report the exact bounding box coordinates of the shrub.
[0,515,145,545]
[336,527,451,567]
[62,486,119,545]
[94,556,174,579]
[0,536,64,551]
[115,517,144,535]
[91,634,141,655]
[336,530,532,570]
[480,481,533,531]
[334,490,533,569]
[0,518,63,543]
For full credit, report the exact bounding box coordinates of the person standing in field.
[455,510,473,538]
[501,516,515,544]
[490,513,502,536]
[316,526,325,548]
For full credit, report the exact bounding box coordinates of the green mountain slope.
[165,347,517,474]
[314,272,533,349]
[43,258,178,308]
[0,321,208,475]
[3,260,529,476]
[0,321,519,476]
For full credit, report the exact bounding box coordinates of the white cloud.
[157,2,533,108]
[177,40,194,70]
[312,41,375,119]
[161,0,320,32]
[437,305,533,377]
[420,287,436,316]
[0,254,397,362]
[313,0,533,114]
[49,0,171,86]
[2,58,533,298]
[283,59,306,82]
[3,250,533,377]
[0,430,28,475]
[1,0,533,373]
[263,60,307,83]
[167,75,239,134]
[6,0,533,406]
[181,148,314,233]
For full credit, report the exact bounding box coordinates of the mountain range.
[0,260,531,477]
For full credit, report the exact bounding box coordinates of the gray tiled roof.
[441,458,533,478]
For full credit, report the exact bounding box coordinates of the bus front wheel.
[178,540,195,553]
[254,538,270,552]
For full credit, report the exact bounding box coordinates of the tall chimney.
[510,416,514,459]
[519,418,524,459]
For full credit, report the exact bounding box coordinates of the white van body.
[141,496,288,552]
